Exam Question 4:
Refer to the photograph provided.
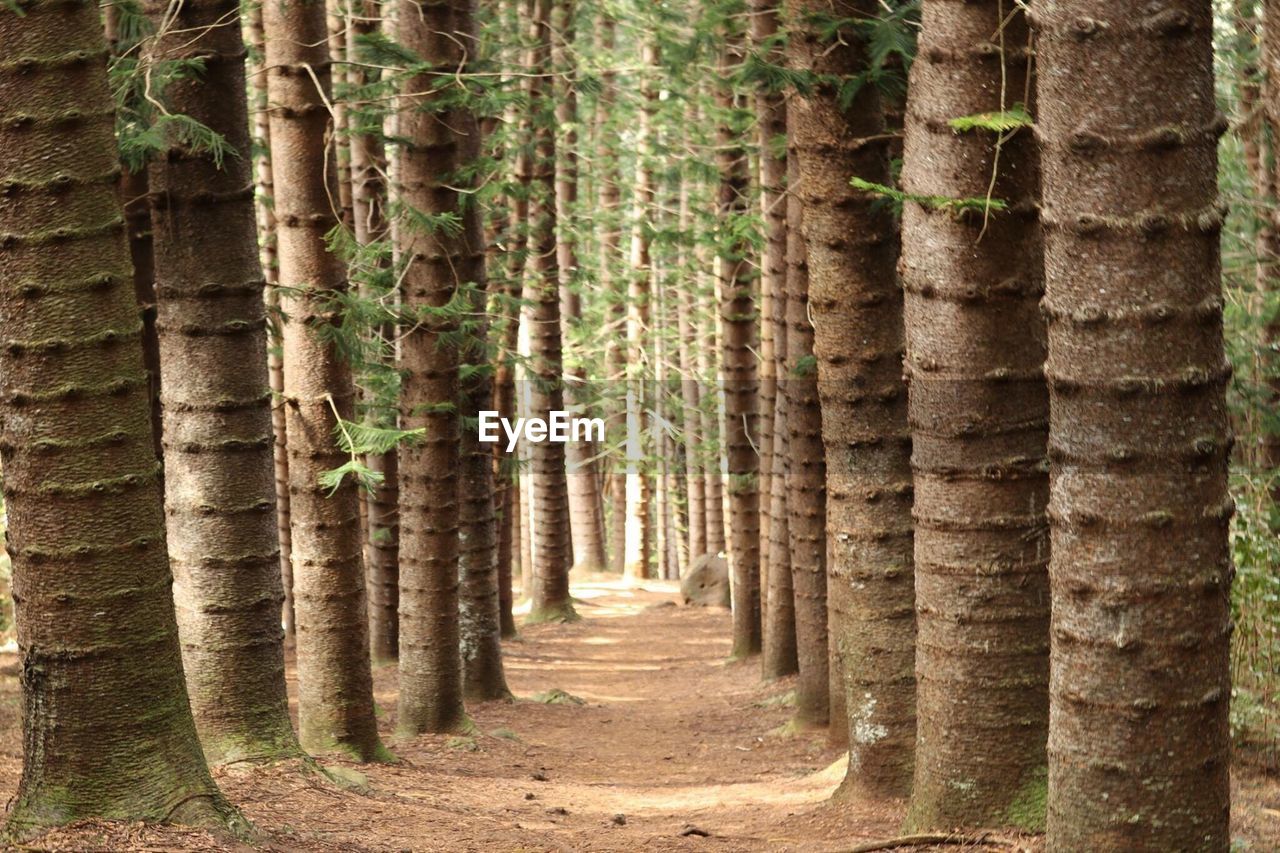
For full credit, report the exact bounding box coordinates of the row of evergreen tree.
[0,0,1242,850]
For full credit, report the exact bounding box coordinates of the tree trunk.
[752,0,787,624]
[453,13,509,703]
[493,277,523,637]
[596,14,628,574]
[493,14,532,634]
[104,6,164,465]
[1254,1,1280,477]
[144,0,302,765]
[899,0,1049,830]
[700,269,727,559]
[718,22,762,660]
[1038,3,1232,848]
[245,0,296,646]
[784,166,827,721]
[555,0,609,574]
[763,178,798,681]
[624,41,659,583]
[263,0,387,761]
[0,2,243,833]
[346,0,401,665]
[677,181,708,563]
[525,0,577,622]
[394,0,478,734]
[787,0,915,798]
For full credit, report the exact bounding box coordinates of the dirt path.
[0,577,1274,851]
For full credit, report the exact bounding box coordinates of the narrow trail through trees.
[0,580,1274,851]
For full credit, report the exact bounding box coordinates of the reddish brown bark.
[525,0,577,622]
[787,0,915,797]
[263,0,386,760]
[1038,2,1232,848]
[784,166,827,723]
[0,1,242,832]
[718,21,762,660]
[900,0,1049,830]
[144,0,301,764]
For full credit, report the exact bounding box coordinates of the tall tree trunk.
[144,0,302,765]
[460,301,511,699]
[347,0,401,665]
[104,0,163,462]
[526,0,577,622]
[493,9,532,633]
[762,255,797,679]
[453,7,509,702]
[787,0,915,798]
[718,18,762,660]
[653,243,684,581]
[624,41,659,582]
[394,0,478,734]
[245,0,296,645]
[555,0,608,573]
[0,2,244,833]
[785,166,826,721]
[493,271,523,637]
[263,0,387,761]
[899,0,1049,830]
[700,258,727,558]
[1038,3,1232,848]
[596,14,628,573]
[752,0,787,623]
[1257,0,1280,476]
[677,180,708,562]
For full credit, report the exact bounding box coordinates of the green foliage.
[118,113,237,171]
[318,458,382,495]
[793,1,920,106]
[107,13,237,173]
[850,177,1007,216]
[790,354,818,378]
[321,421,426,493]
[335,421,427,458]
[948,104,1033,134]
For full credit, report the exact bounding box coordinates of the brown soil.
[0,577,1274,851]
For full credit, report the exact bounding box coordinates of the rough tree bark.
[493,0,531,634]
[525,0,577,622]
[784,163,826,721]
[453,1,509,704]
[394,0,478,734]
[762,182,797,680]
[263,0,387,761]
[700,271,727,559]
[1038,2,1232,848]
[245,0,296,645]
[676,176,708,562]
[555,0,609,573]
[623,40,658,583]
[900,0,1049,831]
[0,0,243,833]
[717,15,762,659]
[596,13,629,573]
[106,4,164,462]
[346,0,401,665]
[787,0,916,797]
[144,0,302,765]
[752,0,787,615]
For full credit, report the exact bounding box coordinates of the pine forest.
[0,0,1277,850]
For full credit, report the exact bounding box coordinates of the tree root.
[840,831,1021,853]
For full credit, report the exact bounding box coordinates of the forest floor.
[0,576,1275,852]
